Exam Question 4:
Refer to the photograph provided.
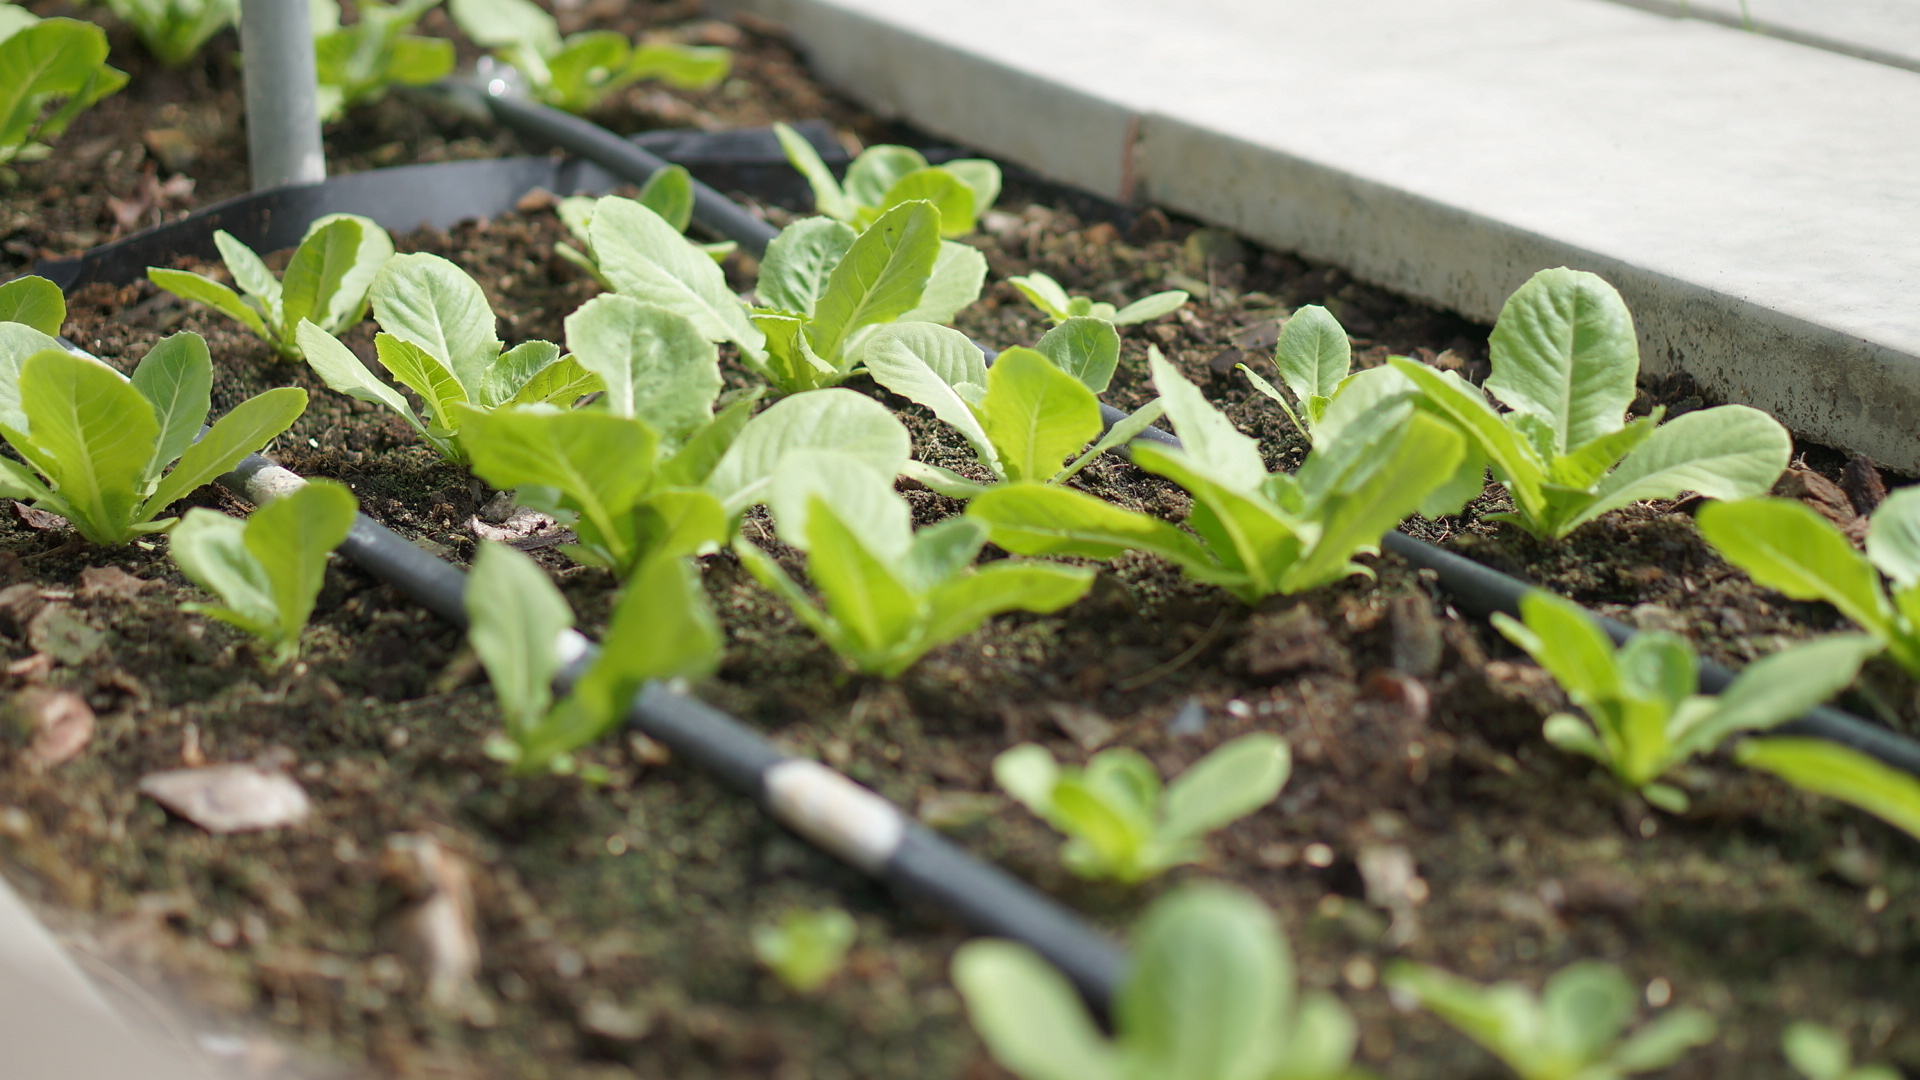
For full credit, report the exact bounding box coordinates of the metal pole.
[238,0,325,190]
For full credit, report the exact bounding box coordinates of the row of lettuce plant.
[2,133,1914,1077]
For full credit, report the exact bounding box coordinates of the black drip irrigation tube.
[27,114,1920,1021]
[218,451,1127,1008]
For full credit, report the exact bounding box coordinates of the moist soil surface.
[4,5,1919,1080]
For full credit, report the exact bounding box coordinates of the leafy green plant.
[1383,960,1715,1080]
[953,883,1367,1080]
[752,908,856,994]
[296,252,598,462]
[0,274,64,336]
[553,166,733,286]
[1697,492,1920,676]
[966,349,1466,604]
[149,214,394,361]
[453,293,748,574]
[863,320,1164,494]
[775,121,1000,238]
[995,733,1288,883]
[1331,268,1788,538]
[1493,589,1878,812]
[312,0,456,119]
[1781,1021,1901,1080]
[0,12,127,182]
[1736,737,1920,843]
[448,0,728,113]
[747,202,987,394]
[102,0,235,67]
[1008,269,1188,328]
[1237,304,1353,435]
[0,333,306,546]
[733,448,1094,677]
[169,479,357,665]
[465,540,720,774]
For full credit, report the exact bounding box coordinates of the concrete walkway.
[1613,0,1920,72]
[718,0,1920,472]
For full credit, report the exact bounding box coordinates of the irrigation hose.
[469,86,783,258]
[217,451,1129,1011]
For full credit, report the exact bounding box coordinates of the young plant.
[775,121,1001,237]
[1493,590,1879,812]
[0,13,127,182]
[1736,737,1920,844]
[1236,304,1354,435]
[312,0,456,120]
[0,274,64,336]
[1008,269,1188,328]
[863,320,1164,494]
[953,883,1368,1080]
[169,479,357,665]
[552,166,733,286]
[102,0,235,67]
[296,252,598,463]
[0,333,306,546]
[448,0,728,113]
[967,349,1467,604]
[752,908,856,994]
[1383,960,1715,1080]
[464,541,720,774]
[149,214,394,361]
[1697,491,1920,676]
[733,449,1094,677]
[748,202,988,393]
[994,733,1289,883]
[453,293,746,573]
[1352,268,1787,537]
[1781,1021,1902,1080]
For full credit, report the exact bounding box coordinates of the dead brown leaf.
[13,688,94,769]
[138,764,312,833]
[79,566,156,600]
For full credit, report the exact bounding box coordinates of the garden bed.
[2,4,1918,1080]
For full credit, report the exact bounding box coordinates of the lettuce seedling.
[1736,737,1920,844]
[465,540,720,774]
[169,479,357,666]
[312,0,456,120]
[297,252,597,462]
[1338,268,1789,538]
[449,0,728,113]
[1493,590,1878,812]
[0,274,64,336]
[1383,960,1715,1080]
[995,733,1288,883]
[1008,269,1188,328]
[1782,1021,1902,1080]
[734,450,1093,677]
[0,333,306,545]
[1697,492,1920,676]
[150,214,394,361]
[752,908,856,994]
[1237,304,1353,435]
[455,293,741,573]
[553,167,734,286]
[863,321,1164,494]
[775,121,1001,238]
[102,0,235,67]
[967,349,1466,604]
[749,203,988,394]
[953,883,1367,1080]
[0,13,128,183]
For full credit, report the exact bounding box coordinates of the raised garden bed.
[2,4,1918,1080]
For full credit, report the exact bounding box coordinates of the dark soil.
[3,5,1919,1080]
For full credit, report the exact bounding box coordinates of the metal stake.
[239,0,325,190]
